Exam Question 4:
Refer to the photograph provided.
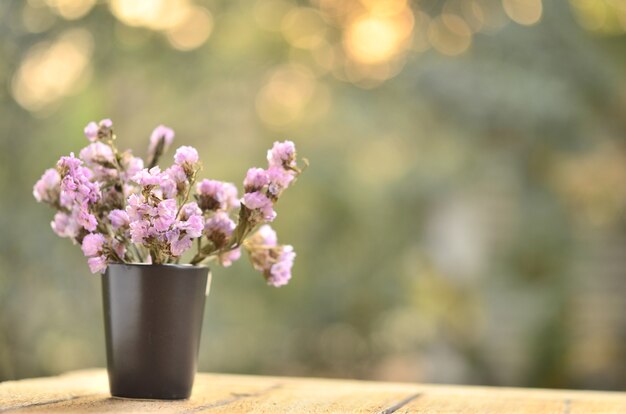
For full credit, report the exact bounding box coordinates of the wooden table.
[1,369,625,413]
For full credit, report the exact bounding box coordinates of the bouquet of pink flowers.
[33,119,303,287]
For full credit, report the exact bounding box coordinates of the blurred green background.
[1,0,626,391]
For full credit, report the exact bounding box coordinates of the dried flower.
[88,256,108,274]
[33,169,61,204]
[241,191,276,222]
[174,146,199,167]
[267,140,296,169]
[245,225,295,287]
[243,168,269,193]
[267,166,295,197]
[84,122,98,141]
[204,212,236,248]
[196,180,239,211]
[180,202,202,220]
[133,167,166,187]
[219,248,241,267]
[83,119,114,142]
[81,233,106,257]
[79,142,115,166]
[161,165,188,198]
[51,211,80,239]
[148,125,175,164]
[34,120,303,280]
[108,209,130,230]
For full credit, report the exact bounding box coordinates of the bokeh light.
[502,0,543,26]
[166,7,213,51]
[281,8,326,50]
[109,0,190,30]
[428,15,472,56]
[40,0,96,20]
[344,15,409,64]
[11,29,93,112]
[255,64,317,127]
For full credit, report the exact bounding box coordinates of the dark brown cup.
[102,263,209,400]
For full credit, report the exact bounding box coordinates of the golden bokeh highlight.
[428,15,472,56]
[255,65,317,127]
[344,15,406,64]
[502,0,543,26]
[17,0,616,101]
[109,0,191,31]
[281,8,327,50]
[345,3,414,65]
[360,0,409,18]
[166,7,214,51]
[41,0,95,20]
[12,29,93,112]
[109,0,212,50]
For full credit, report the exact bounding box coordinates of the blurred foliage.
[1,0,626,391]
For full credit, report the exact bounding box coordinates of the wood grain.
[1,370,625,413]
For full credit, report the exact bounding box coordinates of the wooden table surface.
[1,369,625,413]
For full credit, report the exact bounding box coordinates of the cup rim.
[106,262,209,271]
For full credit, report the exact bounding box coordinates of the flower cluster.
[245,225,296,287]
[241,141,298,225]
[34,120,304,287]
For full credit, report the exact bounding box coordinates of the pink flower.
[126,193,152,221]
[50,212,80,239]
[79,142,115,166]
[245,225,295,287]
[243,168,269,193]
[57,154,101,208]
[256,224,278,246]
[267,166,295,197]
[267,246,295,287]
[133,167,165,187]
[108,209,130,229]
[161,165,187,198]
[33,169,61,203]
[120,153,144,180]
[154,199,177,232]
[148,125,175,158]
[180,202,202,220]
[204,212,236,247]
[167,231,193,257]
[223,183,240,209]
[267,140,296,169]
[77,205,98,232]
[81,233,106,256]
[164,217,204,257]
[88,255,108,274]
[242,191,276,222]
[83,119,113,142]
[176,214,204,238]
[100,119,113,128]
[219,248,241,267]
[196,180,239,211]
[112,239,126,259]
[129,219,151,243]
[84,122,98,141]
[174,146,199,166]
